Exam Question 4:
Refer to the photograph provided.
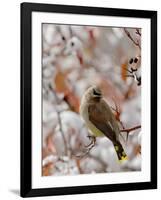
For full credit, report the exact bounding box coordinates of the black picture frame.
[21,2,157,197]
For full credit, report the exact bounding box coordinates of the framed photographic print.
[21,2,157,197]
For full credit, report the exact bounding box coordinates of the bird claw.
[74,136,96,158]
[85,135,96,147]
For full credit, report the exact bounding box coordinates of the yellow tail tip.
[118,156,128,163]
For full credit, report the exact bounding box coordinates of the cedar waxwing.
[80,86,127,161]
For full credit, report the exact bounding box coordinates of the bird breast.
[80,101,104,137]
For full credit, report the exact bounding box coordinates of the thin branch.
[75,159,83,174]
[74,136,96,158]
[120,125,141,133]
[124,81,134,100]
[48,84,68,155]
[126,74,135,78]
[111,97,125,129]
[120,125,141,142]
[122,65,141,86]
[57,110,68,155]
[136,28,141,36]
[124,28,141,49]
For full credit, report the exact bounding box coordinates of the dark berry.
[62,36,66,41]
[129,58,133,64]
[134,57,138,63]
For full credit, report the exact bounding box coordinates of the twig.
[110,98,126,142]
[75,159,83,174]
[74,136,96,158]
[48,83,68,155]
[85,135,96,147]
[136,28,141,36]
[126,74,135,78]
[57,110,68,155]
[120,125,141,133]
[111,97,125,129]
[124,28,141,49]
[124,81,134,100]
[120,125,141,142]
[122,65,141,86]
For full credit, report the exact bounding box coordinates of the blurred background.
[42,24,141,176]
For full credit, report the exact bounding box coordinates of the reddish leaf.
[64,90,80,113]
[46,132,57,154]
[95,76,124,105]
[54,71,69,94]
[134,144,141,155]
[42,162,54,176]
[121,62,128,82]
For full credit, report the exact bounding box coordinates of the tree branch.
[111,98,125,129]
[74,136,96,158]
[124,28,141,49]
[136,28,141,36]
[48,83,68,155]
[120,125,141,133]
[120,125,141,141]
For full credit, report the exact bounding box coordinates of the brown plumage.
[80,86,127,161]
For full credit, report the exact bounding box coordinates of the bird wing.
[88,100,117,141]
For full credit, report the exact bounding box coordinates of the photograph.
[21,3,157,197]
[42,24,142,177]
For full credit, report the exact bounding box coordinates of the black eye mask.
[93,89,101,96]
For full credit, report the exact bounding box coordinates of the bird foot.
[85,135,96,148]
[74,136,96,159]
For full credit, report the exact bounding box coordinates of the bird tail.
[113,142,128,162]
